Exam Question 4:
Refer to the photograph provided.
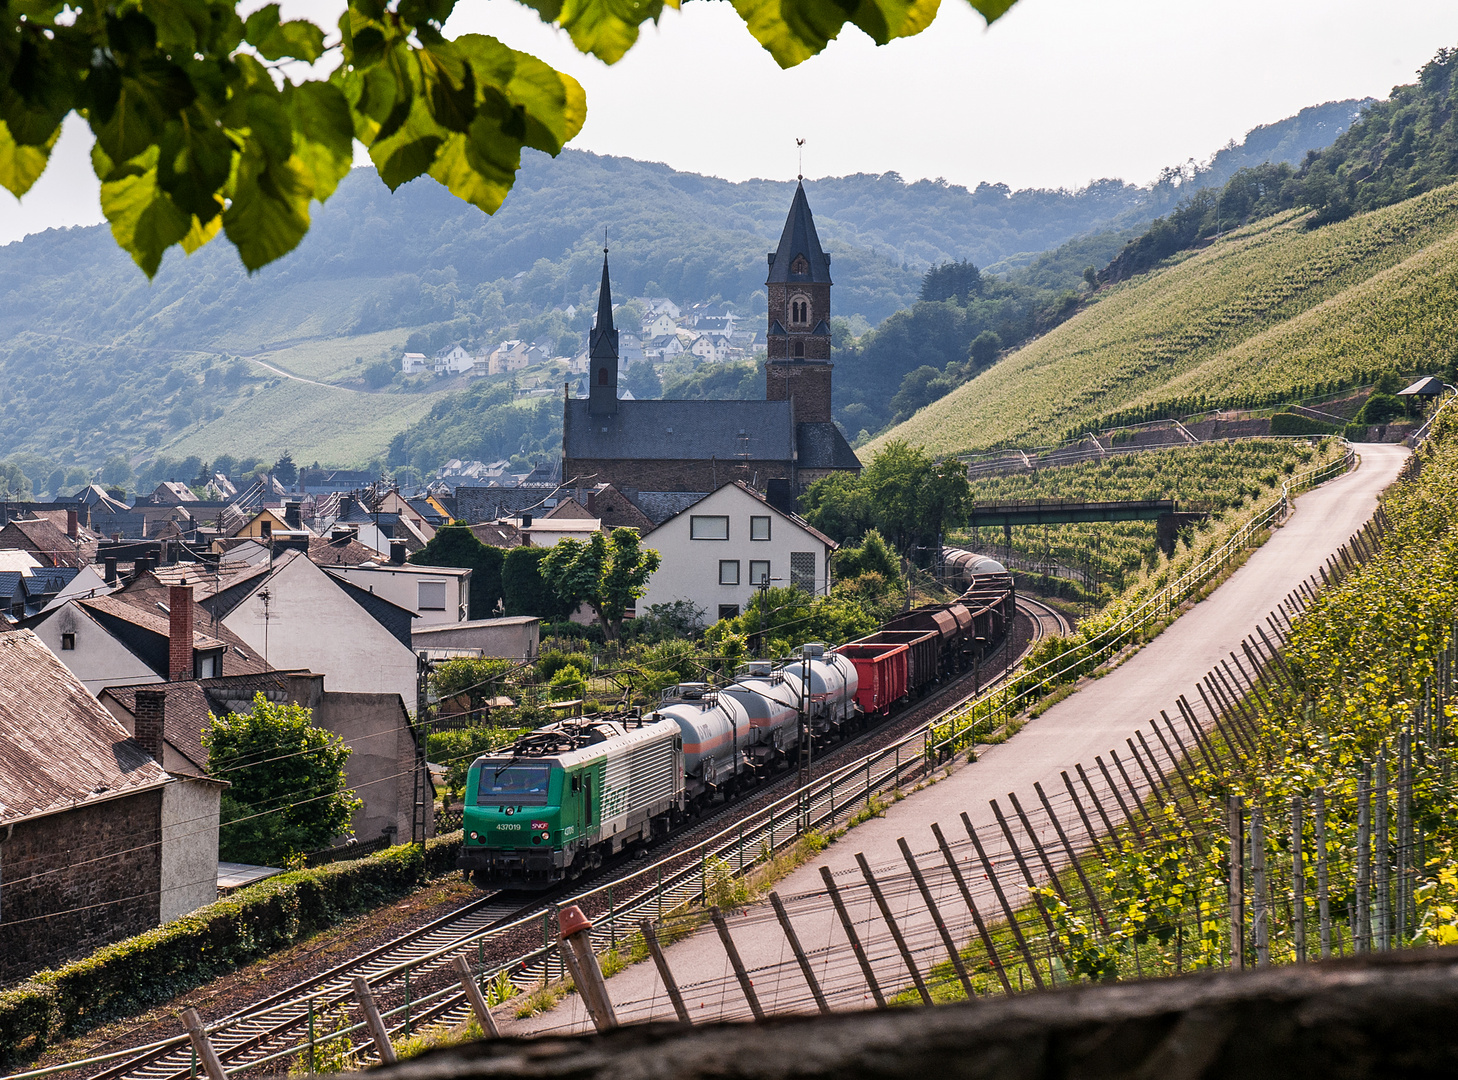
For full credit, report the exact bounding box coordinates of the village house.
[326,561,472,626]
[0,630,225,982]
[101,671,429,852]
[637,481,836,623]
[401,352,428,374]
[488,340,545,375]
[433,344,475,375]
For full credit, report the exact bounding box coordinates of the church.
[561,183,861,511]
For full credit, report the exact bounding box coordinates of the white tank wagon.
[721,662,802,769]
[651,684,753,804]
[941,547,1008,591]
[781,645,859,736]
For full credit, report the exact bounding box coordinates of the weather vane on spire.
[796,138,805,181]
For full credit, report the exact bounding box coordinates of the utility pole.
[797,644,813,829]
[412,652,431,847]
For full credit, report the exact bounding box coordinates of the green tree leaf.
[93,142,194,276]
[0,118,59,196]
[244,3,327,62]
[514,0,673,66]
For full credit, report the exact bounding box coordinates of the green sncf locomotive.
[457,716,684,889]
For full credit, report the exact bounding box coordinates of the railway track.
[73,604,1050,1080]
[1018,595,1073,641]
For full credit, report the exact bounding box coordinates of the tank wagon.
[458,552,1014,891]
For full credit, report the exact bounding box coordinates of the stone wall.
[765,362,834,423]
[0,789,162,983]
[767,281,831,361]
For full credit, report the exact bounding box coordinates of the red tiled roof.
[0,630,169,824]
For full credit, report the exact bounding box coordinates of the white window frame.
[750,516,771,541]
[719,560,740,586]
[691,515,730,541]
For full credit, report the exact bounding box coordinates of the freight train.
[457,557,1014,889]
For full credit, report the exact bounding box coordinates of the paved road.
[502,443,1410,1035]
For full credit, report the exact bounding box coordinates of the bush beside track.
[0,835,462,1067]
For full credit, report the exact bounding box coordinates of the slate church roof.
[564,399,795,462]
[767,182,832,285]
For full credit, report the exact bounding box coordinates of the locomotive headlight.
[541,830,550,839]
[469,831,479,840]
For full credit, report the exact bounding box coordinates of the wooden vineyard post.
[819,866,887,1008]
[1060,770,1107,861]
[180,1008,225,1080]
[856,853,933,1006]
[1375,756,1390,951]
[1313,789,1332,958]
[769,892,831,1014]
[560,906,618,1032]
[962,812,1045,990]
[1227,795,1244,969]
[1357,768,1371,953]
[453,954,501,1038]
[1074,764,1119,848]
[1291,795,1306,963]
[1250,800,1269,966]
[710,907,766,1021]
[897,838,976,999]
[931,822,1014,995]
[1006,792,1069,905]
[352,977,398,1066]
[640,920,692,1024]
[1033,782,1107,930]
[1096,756,1145,841]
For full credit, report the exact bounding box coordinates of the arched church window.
[598,367,610,385]
[794,340,805,358]
[789,295,810,325]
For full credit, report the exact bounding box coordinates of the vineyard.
[874,181,1458,457]
[950,439,1344,596]
[931,411,1458,990]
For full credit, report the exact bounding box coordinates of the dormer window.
[791,254,809,275]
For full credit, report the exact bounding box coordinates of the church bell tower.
[588,251,619,416]
[765,181,834,422]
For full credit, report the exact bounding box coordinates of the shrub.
[1269,412,1338,436]
[1354,391,1407,424]
[0,837,462,1067]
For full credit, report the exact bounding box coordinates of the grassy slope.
[871,182,1458,456]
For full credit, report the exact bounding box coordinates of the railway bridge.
[966,499,1210,556]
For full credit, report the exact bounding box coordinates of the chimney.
[104,556,117,583]
[66,508,78,539]
[284,501,302,529]
[130,556,150,582]
[765,478,795,516]
[521,512,533,528]
[338,495,353,519]
[134,687,166,762]
[390,538,408,565]
[168,583,194,682]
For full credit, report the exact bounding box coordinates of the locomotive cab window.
[475,764,551,805]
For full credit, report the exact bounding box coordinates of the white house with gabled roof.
[637,481,836,626]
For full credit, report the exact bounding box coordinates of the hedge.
[1269,412,1339,436]
[0,834,461,1068]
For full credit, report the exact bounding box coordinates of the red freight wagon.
[843,628,940,692]
[837,641,909,716]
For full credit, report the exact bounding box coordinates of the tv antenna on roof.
[796,138,805,181]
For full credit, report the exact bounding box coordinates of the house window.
[718,605,740,620]
[260,518,272,538]
[749,560,770,586]
[750,516,771,541]
[719,560,740,586]
[690,515,729,540]
[60,632,75,651]
[194,653,219,679]
[419,581,448,611]
[790,551,816,593]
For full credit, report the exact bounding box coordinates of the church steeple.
[588,250,619,416]
[766,181,832,366]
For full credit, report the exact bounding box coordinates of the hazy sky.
[4,0,1457,246]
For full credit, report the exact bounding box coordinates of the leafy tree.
[803,439,971,563]
[409,521,506,617]
[0,0,1018,278]
[920,259,982,303]
[624,361,663,400]
[0,460,31,499]
[540,528,662,641]
[363,359,397,389]
[835,528,900,581]
[502,546,576,620]
[203,693,361,865]
[272,452,299,487]
[969,329,1002,367]
[705,585,880,657]
[100,454,134,488]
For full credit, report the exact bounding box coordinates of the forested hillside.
[0,99,1366,484]
[872,180,1458,457]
